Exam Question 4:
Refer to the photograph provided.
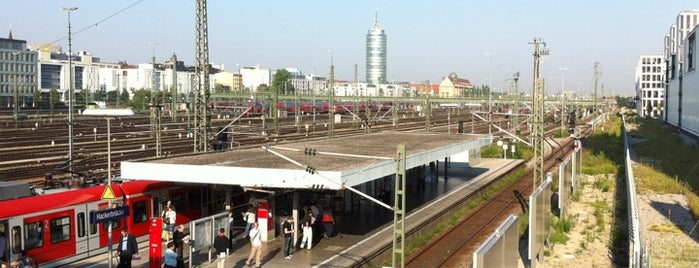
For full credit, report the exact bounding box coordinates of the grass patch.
[633,164,689,195]
[590,200,608,232]
[626,117,699,222]
[481,141,531,160]
[648,224,684,234]
[581,151,618,175]
[549,215,573,245]
[630,118,699,192]
[594,175,615,192]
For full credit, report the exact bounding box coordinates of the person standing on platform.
[173,224,185,258]
[163,205,176,241]
[163,242,178,268]
[282,217,295,259]
[213,228,230,258]
[242,205,256,238]
[245,222,262,268]
[117,229,138,268]
[299,211,313,250]
[309,202,322,240]
[322,209,335,238]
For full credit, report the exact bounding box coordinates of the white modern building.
[36,49,116,102]
[332,81,406,97]
[665,10,699,137]
[240,65,271,92]
[635,55,665,118]
[366,11,387,85]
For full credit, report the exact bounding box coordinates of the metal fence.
[622,115,643,268]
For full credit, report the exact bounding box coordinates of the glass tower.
[366,11,386,85]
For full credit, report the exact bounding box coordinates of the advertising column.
[257,200,275,241]
[149,217,163,268]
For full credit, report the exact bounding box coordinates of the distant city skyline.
[1,0,697,97]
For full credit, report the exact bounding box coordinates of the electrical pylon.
[530,38,549,191]
[194,0,211,153]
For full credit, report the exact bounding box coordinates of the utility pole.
[485,52,496,135]
[194,0,211,153]
[328,50,335,137]
[593,62,600,117]
[148,41,162,156]
[559,67,567,136]
[425,80,431,132]
[272,76,278,135]
[171,53,178,121]
[354,64,359,128]
[509,72,520,133]
[530,38,549,191]
[62,6,78,175]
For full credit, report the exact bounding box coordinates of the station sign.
[90,206,129,224]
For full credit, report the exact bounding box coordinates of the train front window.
[23,222,43,249]
[50,216,71,244]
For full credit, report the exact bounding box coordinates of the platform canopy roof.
[121,131,490,190]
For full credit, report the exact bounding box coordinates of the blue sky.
[1,0,697,97]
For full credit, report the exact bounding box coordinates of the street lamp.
[82,108,134,268]
[63,6,78,174]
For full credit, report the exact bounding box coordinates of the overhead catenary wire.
[269,145,393,160]
[43,0,146,48]
[262,145,394,211]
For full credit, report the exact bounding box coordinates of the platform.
[196,158,522,268]
[65,158,521,268]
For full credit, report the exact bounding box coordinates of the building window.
[688,33,695,72]
[671,55,677,79]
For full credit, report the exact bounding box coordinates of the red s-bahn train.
[0,180,228,267]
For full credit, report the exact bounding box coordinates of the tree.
[119,88,130,105]
[32,89,41,108]
[256,84,271,93]
[130,88,151,110]
[49,89,59,116]
[272,69,294,94]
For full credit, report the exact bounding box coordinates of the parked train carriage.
[0,180,222,267]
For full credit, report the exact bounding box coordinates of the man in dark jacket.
[213,228,230,258]
[117,229,138,268]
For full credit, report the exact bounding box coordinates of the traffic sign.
[101,184,116,199]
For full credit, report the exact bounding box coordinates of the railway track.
[1,109,504,185]
[404,124,592,267]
